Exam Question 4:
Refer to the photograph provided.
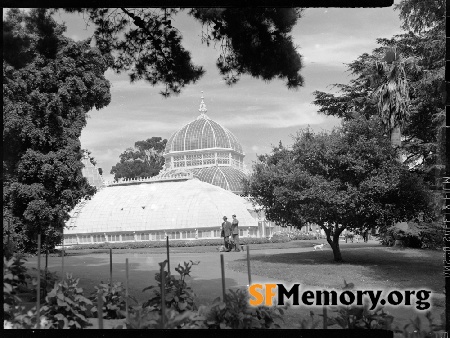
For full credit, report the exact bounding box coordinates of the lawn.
[227,245,443,293]
[226,244,444,331]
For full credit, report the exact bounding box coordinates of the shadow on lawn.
[235,246,443,293]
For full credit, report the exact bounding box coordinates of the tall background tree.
[244,116,433,262]
[110,137,167,181]
[3,9,111,252]
[61,8,305,96]
[312,0,445,187]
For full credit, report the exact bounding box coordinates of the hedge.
[64,235,317,251]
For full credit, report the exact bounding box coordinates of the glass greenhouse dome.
[162,94,247,194]
[63,94,282,245]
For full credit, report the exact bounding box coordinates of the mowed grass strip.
[227,246,443,293]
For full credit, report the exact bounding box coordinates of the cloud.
[74,5,403,179]
[300,35,380,66]
[224,102,324,129]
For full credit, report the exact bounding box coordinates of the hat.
[232,214,236,217]
[223,216,227,219]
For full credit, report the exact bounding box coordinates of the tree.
[312,0,445,184]
[61,8,305,96]
[3,9,111,251]
[110,137,167,181]
[369,47,419,152]
[244,116,433,262]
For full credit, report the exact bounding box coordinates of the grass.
[228,245,443,292]
[227,244,445,330]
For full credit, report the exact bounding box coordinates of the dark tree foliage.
[312,0,444,186]
[110,137,167,181]
[189,8,304,88]
[60,8,304,96]
[3,9,111,252]
[244,116,433,262]
[395,0,445,34]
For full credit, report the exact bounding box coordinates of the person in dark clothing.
[221,216,232,251]
[363,229,368,242]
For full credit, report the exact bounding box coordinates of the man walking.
[363,228,368,243]
[231,214,240,252]
[221,216,232,252]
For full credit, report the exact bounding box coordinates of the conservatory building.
[63,95,278,246]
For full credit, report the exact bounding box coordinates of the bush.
[142,260,198,314]
[194,288,285,329]
[66,237,283,251]
[270,229,319,242]
[378,221,443,249]
[4,309,52,329]
[3,256,27,321]
[89,281,130,319]
[40,274,93,329]
[65,232,322,251]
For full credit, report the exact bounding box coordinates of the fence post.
[246,245,252,286]
[98,290,104,329]
[220,254,226,302]
[36,234,41,329]
[160,262,166,329]
[125,258,129,322]
[166,236,170,275]
[109,248,113,291]
[45,250,48,294]
[61,242,64,281]
[323,306,328,329]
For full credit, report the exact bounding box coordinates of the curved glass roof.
[164,114,243,154]
[190,166,247,194]
[65,178,257,234]
[81,156,104,189]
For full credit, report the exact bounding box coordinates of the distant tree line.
[110,137,167,181]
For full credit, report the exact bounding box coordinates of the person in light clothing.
[231,214,240,252]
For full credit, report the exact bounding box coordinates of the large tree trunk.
[390,125,403,162]
[322,224,344,262]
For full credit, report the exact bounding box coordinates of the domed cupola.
[162,92,247,194]
[164,95,243,155]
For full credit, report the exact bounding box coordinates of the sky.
[49,5,404,181]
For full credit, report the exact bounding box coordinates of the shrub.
[270,230,319,241]
[65,232,321,251]
[3,255,36,321]
[89,281,137,319]
[269,233,292,243]
[28,268,60,301]
[379,222,443,249]
[4,256,26,321]
[67,237,276,250]
[195,288,285,329]
[40,274,93,329]
[142,260,198,314]
[4,309,52,329]
[329,304,396,330]
[119,307,203,329]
